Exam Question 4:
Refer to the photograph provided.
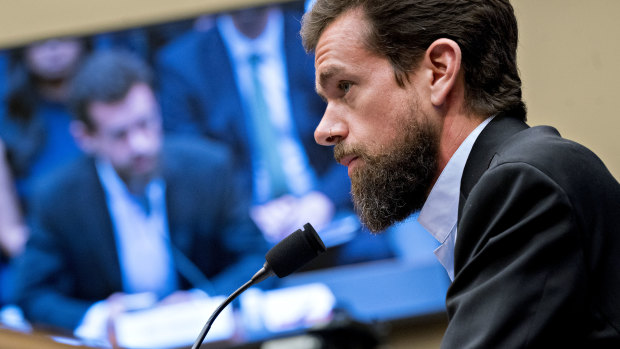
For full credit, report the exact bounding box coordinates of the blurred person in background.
[0,139,26,312]
[13,50,269,343]
[156,3,394,265]
[91,17,197,67]
[0,37,88,313]
[0,37,87,213]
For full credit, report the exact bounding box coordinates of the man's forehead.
[320,8,367,43]
[314,13,366,69]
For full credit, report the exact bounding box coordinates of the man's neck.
[123,175,153,197]
[435,112,487,184]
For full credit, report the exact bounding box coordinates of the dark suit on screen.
[13,137,268,331]
[442,112,620,348]
[155,8,351,211]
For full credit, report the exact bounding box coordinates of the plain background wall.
[0,1,617,348]
[514,0,619,180]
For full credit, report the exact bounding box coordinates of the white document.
[114,296,235,349]
[241,283,336,333]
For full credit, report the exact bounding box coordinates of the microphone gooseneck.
[191,223,326,349]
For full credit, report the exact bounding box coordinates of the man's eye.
[339,82,352,93]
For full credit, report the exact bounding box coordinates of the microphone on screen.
[191,223,326,349]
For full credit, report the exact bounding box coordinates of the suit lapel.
[80,159,124,291]
[160,148,204,291]
[159,146,194,261]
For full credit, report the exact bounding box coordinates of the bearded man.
[301,0,620,347]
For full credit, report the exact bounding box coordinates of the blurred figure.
[92,17,196,67]
[156,3,393,263]
[0,37,87,311]
[13,50,268,343]
[0,37,87,213]
[0,139,26,310]
[0,140,24,259]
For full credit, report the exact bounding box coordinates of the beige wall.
[513,0,620,179]
[0,1,617,348]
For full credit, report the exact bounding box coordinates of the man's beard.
[335,116,439,233]
[117,156,161,195]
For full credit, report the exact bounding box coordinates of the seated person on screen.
[0,37,89,313]
[0,37,88,214]
[156,3,394,263]
[13,50,269,342]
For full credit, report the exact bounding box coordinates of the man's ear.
[70,120,96,154]
[423,38,462,107]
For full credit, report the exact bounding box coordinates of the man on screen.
[14,50,268,343]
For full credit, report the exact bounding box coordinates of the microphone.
[191,223,326,349]
[265,222,327,278]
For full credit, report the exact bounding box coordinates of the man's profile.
[301,0,620,347]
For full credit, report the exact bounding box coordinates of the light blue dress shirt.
[217,8,317,204]
[74,160,178,341]
[95,159,178,297]
[418,116,495,280]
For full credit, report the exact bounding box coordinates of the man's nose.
[128,129,155,153]
[314,108,346,146]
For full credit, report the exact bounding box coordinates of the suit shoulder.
[30,157,96,206]
[491,125,618,193]
[497,126,603,168]
[156,29,218,69]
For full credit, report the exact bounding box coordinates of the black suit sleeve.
[13,218,95,330]
[443,161,588,348]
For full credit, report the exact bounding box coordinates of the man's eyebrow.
[316,65,344,102]
[318,65,343,88]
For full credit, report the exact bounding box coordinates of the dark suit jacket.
[14,137,269,331]
[155,8,351,210]
[442,114,620,348]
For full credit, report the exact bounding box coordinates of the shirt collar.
[95,158,164,216]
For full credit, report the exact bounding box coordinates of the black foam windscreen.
[264,223,327,278]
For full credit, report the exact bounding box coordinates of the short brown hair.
[68,50,154,131]
[301,0,526,119]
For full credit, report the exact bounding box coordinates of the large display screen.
[0,1,450,347]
